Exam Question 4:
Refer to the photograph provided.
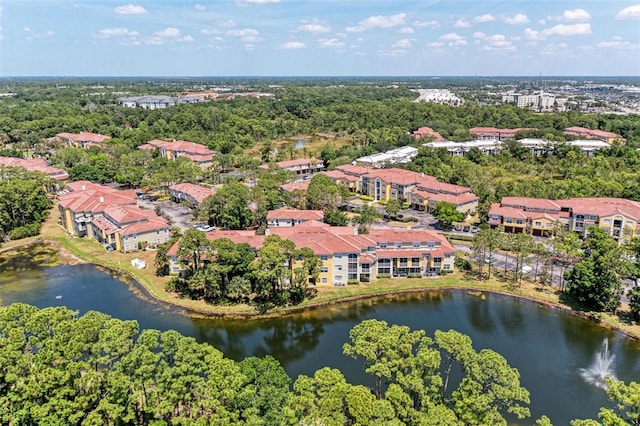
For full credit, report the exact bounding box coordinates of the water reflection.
[1,262,639,426]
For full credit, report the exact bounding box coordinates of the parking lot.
[138,198,196,232]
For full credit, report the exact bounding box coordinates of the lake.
[1,262,639,425]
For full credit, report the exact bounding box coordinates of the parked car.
[455,224,462,231]
[471,226,479,233]
[463,225,470,232]
[196,225,215,232]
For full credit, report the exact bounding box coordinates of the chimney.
[265,228,270,236]
[99,196,104,203]
[81,184,86,191]
[353,226,358,236]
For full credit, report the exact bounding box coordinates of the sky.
[1,0,639,77]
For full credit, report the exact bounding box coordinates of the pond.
[1,261,639,425]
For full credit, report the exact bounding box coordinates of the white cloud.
[155,27,181,37]
[597,36,639,49]
[482,34,515,51]
[398,27,414,34]
[24,27,32,32]
[195,4,206,10]
[96,27,139,38]
[318,38,346,48]
[244,43,255,50]
[282,41,306,49]
[538,19,546,25]
[543,23,591,37]
[504,13,529,25]
[218,20,237,27]
[541,42,569,55]
[563,9,591,21]
[239,0,279,3]
[524,28,543,41]
[616,4,640,20]
[413,20,439,29]
[429,32,467,47]
[241,36,263,42]
[346,13,406,32]
[453,18,469,28]
[115,4,148,15]
[474,14,496,23]
[392,38,412,48]
[474,32,486,39]
[380,49,407,57]
[227,28,259,37]
[180,35,194,42]
[24,27,55,39]
[201,28,220,35]
[297,19,331,33]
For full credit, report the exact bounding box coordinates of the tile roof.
[55,132,111,144]
[142,139,215,156]
[501,197,562,211]
[169,183,215,203]
[58,189,137,213]
[335,164,370,176]
[119,216,169,236]
[413,126,445,141]
[104,205,149,225]
[362,168,422,186]
[267,208,324,222]
[0,156,69,180]
[275,157,324,168]
[279,182,309,193]
[91,216,118,234]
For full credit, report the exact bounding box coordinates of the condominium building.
[489,196,640,243]
[58,181,170,251]
[0,156,69,181]
[52,132,111,149]
[166,223,455,284]
[138,139,215,169]
[168,183,216,208]
[563,127,624,144]
[354,146,418,168]
[266,208,324,227]
[260,158,324,176]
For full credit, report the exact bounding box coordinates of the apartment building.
[469,127,534,141]
[52,132,111,149]
[166,223,455,284]
[354,146,419,168]
[563,127,624,144]
[332,166,477,214]
[489,196,640,243]
[168,183,215,208]
[58,181,170,251]
[260,158,324,176]
[138,139,215,169]
[266,208,324,227]
[424,138,610,157]
[0,156,69,181]
[412,126,445,141]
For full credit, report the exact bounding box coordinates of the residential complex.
[118,95,210,109]
[57,181,170,252]
[138,139,216,169]
[354,146,418,168]
[424,138,610,157]
[564,126,625,144]
[260,157,324,176]
[168,183,216,208]
[51,132,111,149]
[266,208,323,227]
[412,126,445,141]
[469,127,533,141]
[489,196,640,243]
[0,156,69,181]
[167,222,455,284]
[501,92,556,111]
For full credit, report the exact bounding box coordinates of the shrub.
[455,256,472,271]
[377,274,391,279]
[347,280,359,285]
[8,223,40,240]
[439,269,453,275]
[407,274,422,279]
[359,195,374,201]
[401,202,410,210]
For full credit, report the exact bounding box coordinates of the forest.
[1,303,637,426]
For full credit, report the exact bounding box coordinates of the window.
[334,265,342,271]
[535,221,542,227]
[320,266,328,273]
[348,253,357,261]
[380,242,387,248]
[367,246,375,252]
[394,242,402,248]
[427,241,435,248]
[604,219,611,224]
[334,275,343,282]
[443,264,451,270]
[322,277,327,284]
[516,219,523,225]
[320,255,328,261]
[412,257,420,264]
[413,242,420,248]
[334,254,342,259]
[506,218,513,224]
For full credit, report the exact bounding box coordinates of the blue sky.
[1,1,639,76]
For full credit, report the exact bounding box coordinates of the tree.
[177,228,209,272]
[433,201,464,230]
[385,199,402,219]
[324,209,348,226]
[629,287,640,321]
[306,174,345,210]
[352,204,380,234]
[251,235,296,303]
[198,182,254,230]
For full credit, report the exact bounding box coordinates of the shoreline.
[3,235,639,340]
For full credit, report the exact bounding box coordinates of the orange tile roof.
[279,182,309,192]
[104,205,148,225]
[335,164,370,176]
[275,157,323,169]
[0,156,69,180]
[55,132,111,144]
[169,183,215,203]
[267,208,324,222]
[501,197,562,211]
[91,216,118,234]
[120,216,169,236]
[363,168,422,185]
[142,139,215,156]
[413,126,445,141]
